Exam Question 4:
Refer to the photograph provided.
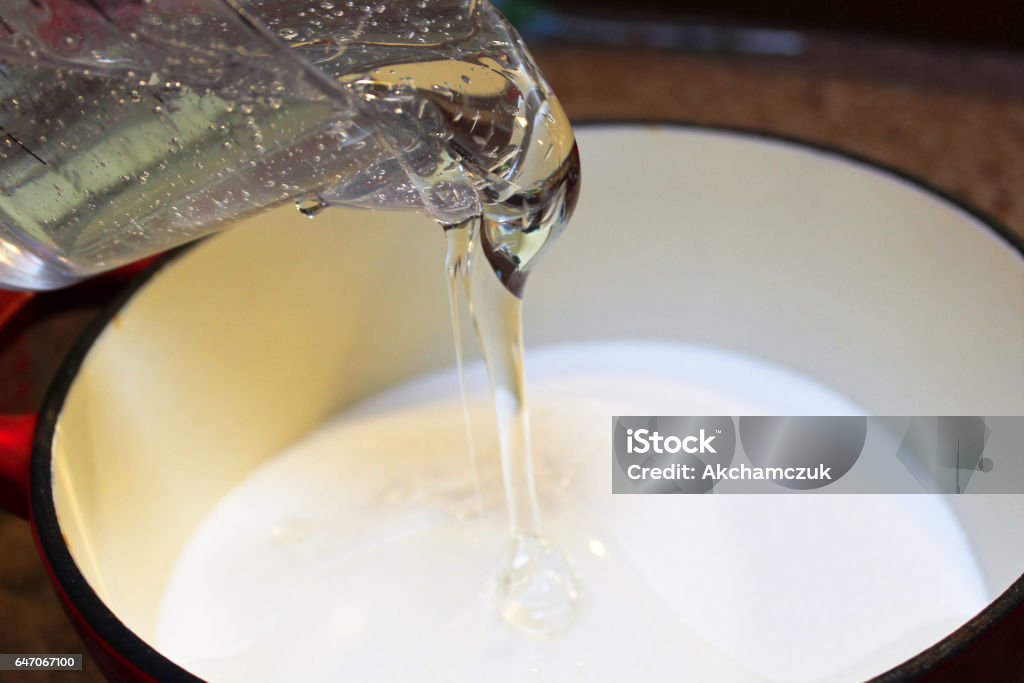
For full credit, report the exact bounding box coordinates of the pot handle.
[0,413,36,520]
[0,288,35,518]
[0,290,36,518]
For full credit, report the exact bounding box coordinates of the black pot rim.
[28,120,1024,683]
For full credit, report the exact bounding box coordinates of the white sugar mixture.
[156,342,988,682]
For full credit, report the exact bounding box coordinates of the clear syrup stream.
[444,216,579,636]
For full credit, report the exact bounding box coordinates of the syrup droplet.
[295,192,327,218]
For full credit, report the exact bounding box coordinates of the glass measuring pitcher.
[0,0,574,289]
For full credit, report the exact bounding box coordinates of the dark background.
[503,0,1024,50]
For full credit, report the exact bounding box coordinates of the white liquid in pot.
[156,342,988,682]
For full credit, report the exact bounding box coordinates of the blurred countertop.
[535,38,1024,239]
[1,34,1023,682]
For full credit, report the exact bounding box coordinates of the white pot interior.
[49,126,1024,680]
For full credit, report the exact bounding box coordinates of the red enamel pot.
[0,124,1023,682]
